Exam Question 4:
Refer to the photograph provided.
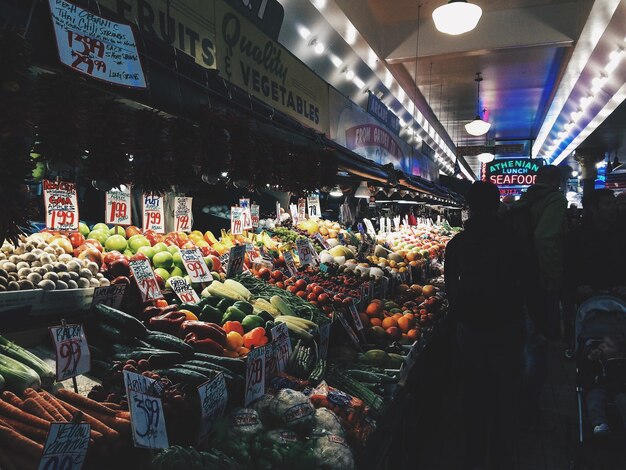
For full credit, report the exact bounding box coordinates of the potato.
[38,279,56,291]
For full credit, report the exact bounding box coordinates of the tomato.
[317,293,329,305]
[276,282,285,289]
[271,270,284,281]
[342,297,354,306]
[333,295,344,305]
[257,267,271,281]
[322,305,333,314]
[294,279,307,291]
[296,291,307,299]
[83,239,103,252]
[307,292,317,302]
[313,286,324,296]
[287,285,298,294]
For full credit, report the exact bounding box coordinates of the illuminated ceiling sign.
[366,92,400,135]
[482,158,545,195]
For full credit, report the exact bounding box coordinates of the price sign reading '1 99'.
[174,197,193,232]
[142,194,165,234]
[105,186,132,226]
[43,179,79,231]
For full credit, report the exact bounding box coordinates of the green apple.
[137,245,156,260]
[105,234,128,252]
[92,223,110,233]
[154,267,170,281]
[172,252,184,270]
[79,222,90,237]
[203,256,213,271]
[123,249,133,258]
[129,235,151,253]
[87,230,108,245]
[170,266,184,278]
[152,242,168,253]
[109,226,126,237]
[167,245,179,256]
[153,251,174,269]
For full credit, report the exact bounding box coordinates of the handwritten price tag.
[168,276,200,303]
[307,194,321,219]
[38,422,90,470]
[271,322,292,373]
[296,239,318,266]
[91,284,126,310]
[283,251,297,276]
[230,207,243,235]
[363,218,376,237]
[246,244,262,264]
[129,258,163,301]
[105,186,131,226]
[298,198,307,221]
[226,245,246,278]
[43,179,79,231]
[49,324,90,382]
[250,204,260,228]
[245,345,266,405]
[265,341,276,380]
[180,249,212,283]
[174,197,193,232]
[124,370,168,449]
[142,194,165,234]
[239,199,252,230]
[314,233,330,250]
[197,373,228,444]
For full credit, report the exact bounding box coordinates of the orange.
[422,285,437,298]
[225,331,243,351]
[397,314,415,333]
[366,302,383,317]
[381,317,397,329]
[392,313,403,321]
[370,318,382,327]
[407,328,420,341]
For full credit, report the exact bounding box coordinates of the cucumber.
[0,373,4,392]
[191,354,246,375]
[185,360,237,378]
[175,364,221,379]
[154,368,210,386]
[111,350,183,367]
[88,344,108,361]
[144,333,195,358]
[94,322,136,344]
[94,304,147,338]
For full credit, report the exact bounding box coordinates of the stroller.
[575,295,626,449]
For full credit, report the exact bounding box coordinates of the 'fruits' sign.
[43,179,79,231]
[105,186,132,226]
[142,194,165,234]
[482,158,545,196]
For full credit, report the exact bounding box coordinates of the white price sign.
[393,217,401,231]
[283,251,297,276]
[239,199,252,230]
[271,322,292,373]
[230,207,243,235]
[251,204,260,228]
[142,194,165,234]
[91,284,126,310]
[49,324,90,382]
[38,422,90,470]
[226,245,246,278]
[265,341,276,379]
[174,197,193,232]
[246,244,262,264]
[168,276,200,304]
[180,249,212,283]
[275,201,281,224]
[314,233,330,250]
[197,373,228,444]
[129,258,163,301]
[298,198,306,221]
[386,217,392,233]
[43,179,79,231]
[363,218,376,237]
[307,195,321,219]
[348,301,364,331]
[245,345,266,406]
[289,204,299,225]
[296,239,318,266]
[105,186,132,226]
[124,370,169,449]
[337,312,361,348]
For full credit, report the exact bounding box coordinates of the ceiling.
[276,0,625,179]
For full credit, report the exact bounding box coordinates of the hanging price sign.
[245,345,266,405]
[142,194,165,234]
[180,249,212,283]
[275,201,281,224]
[289,204,299,225]
[246,244,262,264]
[226,245,246,278]
[49,323,90,381]
[197,373,228,444]
[386,218,392,234]
[363,218,376,237]
[265,341,276,379]
[251,204,260,228]
[239,199,252,230]
[283,251,297,276]
[105,186,132,226]
[168,276,200,304]
[38,422,90,470]
[296,239,318,266]
[379,217,385,233]
[393,217,401,231]
[174,197,193,232]
[124,370,168,449]
[230,207,243,235]
[307,194,321,219]
[91,284,126,310]
[219,253,230,273]
[271,322,292,373]
[43,179,79,231]
[129,258,163,301]
[318,322,331,360]
[298,198,307,221]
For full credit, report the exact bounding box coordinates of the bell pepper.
[178,320,227,346]
[199,304,222,324]
[184,332,224,355]
[221,306,246,324]
[148,311,186,334]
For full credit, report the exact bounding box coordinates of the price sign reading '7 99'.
[43,179,79,231]
[180,249,212,283]
[142,194,165,234]
[105,186,132,226]
[129,258,163,302]
[174,197,193,232]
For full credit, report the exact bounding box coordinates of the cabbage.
[310,434,354,470]
[310,408,345,437]
[269,389,315,432]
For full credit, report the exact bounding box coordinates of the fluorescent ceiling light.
[345,23,357,45]
[345,69,355,80]
[384,71,393,88]
[297,25,311,39]
[604,49,624,73]
[579,95,593,108]
[432,0,482,36]
[311,0,327,10]
[329,54,343,68]
[591,74,608,93]
[353,76,365,89]
[313,41,325,54]
[571,108,584,121]
[465,117,491,136]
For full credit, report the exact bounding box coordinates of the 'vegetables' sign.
[48,0,147,88]
[142,194,165,234]
[43,179,79,231]
[38,422,90,470]
[174,197,193,232]
[49,323,90,381]
[105,186,132,226]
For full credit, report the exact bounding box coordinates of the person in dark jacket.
[445,181,524,470]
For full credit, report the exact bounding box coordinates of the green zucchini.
[94,304,147,338]
[0,373,4,392]
[191,354,246,375]
[0,353,41,393]
[143,333,195,358]
[111,350,182,367]
[0,336,55,387]
[174,363,220,379]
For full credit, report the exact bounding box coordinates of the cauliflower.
[310,408,345,437]
[269,389,315,432]
[229,408,263,437]
[311,434,354,470]
[250,394,275,424]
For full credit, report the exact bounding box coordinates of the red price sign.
[129,259,163,302]
[106,186,132,226]
[43,179,79,230]
[142,194,165,234]
[49,324,90,381]
[245,345,266,405]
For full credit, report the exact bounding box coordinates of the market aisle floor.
[410,340,626,470]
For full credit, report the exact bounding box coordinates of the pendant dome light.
[432,0,483,36]
[329,186,343,197]
[477,152,495,163]
[354,181,370,198]
[465,72,491,136]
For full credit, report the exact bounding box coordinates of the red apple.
[78,247,103,267]
[125,226,142,238]
[198,245,212,257]
[153,273,166,290]
[103,250,125,266]
[83,239,104,252]
[108,258,131,278]
[130,252,148,262]
[69,232,85,249]
[111,275,131,286]
[144,230,163,246]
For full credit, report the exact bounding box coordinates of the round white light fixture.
[355,181,370,198]
[329,186,343,197]
[571,170,579,177]
[314,41,325,55]
[465,118,491,136]
[477,152,495,163]
[345,69,355,81]
[432,0,482,36]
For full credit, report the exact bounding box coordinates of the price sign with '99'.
[180,249,212,283]
[142,194,165,234]
[43,179,79,231]
[48,324,90,382]
[105,186,132,226]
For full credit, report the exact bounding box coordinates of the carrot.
[84,410,131,435]
[56,400,119,442]
[116,411,131,420]
[0,415,48,444]
[100,402,122,411]
[0,424,44,456]
[22,398,55,422]
[23,390,66,422]
[0,400,49,430]
[57,389,117,417]
[40,391,73,421]
[1,391,24,408]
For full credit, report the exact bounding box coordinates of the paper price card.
[271,322,292,373]
[49,324,90,382]
[363,218,376,237]
[38,422,90,470]
[379,217,385,233]
[251,204,260,228]
[314,233,331,250]
[142,194,165,234]
[298,198,307,221]
[124,370,168,449]
[386,218,392,234]
[219,253,230,273]
[289,204,299,225]
[180,248,212,283]
[318,322,331,360]
[393,217,401,231]
[169,276,200,304]
[239,199,253,230]
[264,342,276,379]
[230,207,243,235]
[91,284,126,310]
[348,301,364,331]
[105,186,132,226]
[197,373,228,444]
[245,345,266,405]
[246,244,262,264]
[275,201,281,224]
[226,245,246,278]
[307,194,321,219]
[129,258,163,301]
[174,197,193,232]
[43,179,79,231]
[283,250,298,276]
[296,239,318,266]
